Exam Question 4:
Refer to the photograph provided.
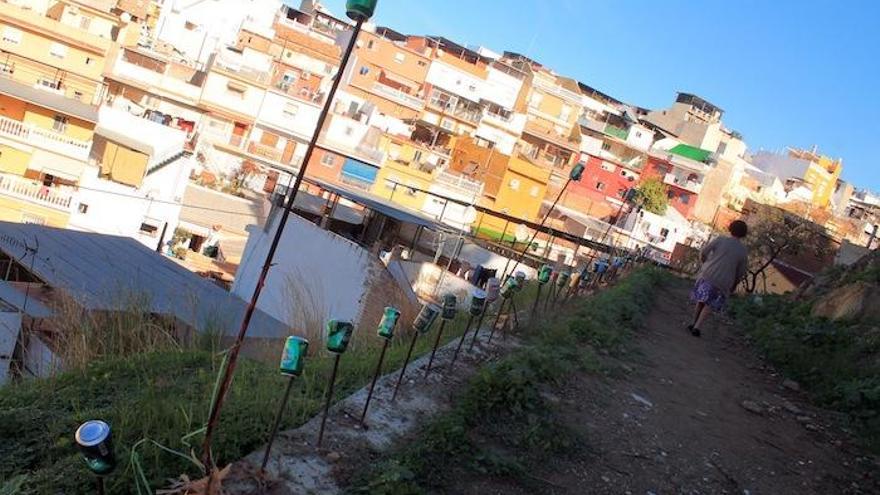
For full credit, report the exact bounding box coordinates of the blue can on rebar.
[485,277,501,302]
[514,271,526,285]
[441,293,457,320]
[75,420,116,476]
[326,320,354,354]
[279,336,309,376]
[469,289,487,316]
[413,304,440,334]
[377,306,400,339]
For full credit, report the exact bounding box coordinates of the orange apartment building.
[346,26,430,121]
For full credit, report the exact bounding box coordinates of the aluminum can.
[279,336,309,377]
[75,420,115,476]
[441,293,457,320]
[485,277,501,302]
[326,320,354,354]
[537,264,552,284]
[469,289,487,316]
[377,306,400,339]
[413,304,440,334]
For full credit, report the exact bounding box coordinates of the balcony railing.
[664,172,703,194]
[371,82,424,110]
[213,58,269,85]
[247,141,283,162]
[0,173,73,211]
[0,115,91,161]
[434,171,483,197]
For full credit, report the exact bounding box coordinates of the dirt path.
[460,278,878,494]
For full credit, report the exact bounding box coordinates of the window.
[660,228,670,240]
[85,57,93,65]
[321,154,336,167]
[596,181,606,191]
[139,223,159,236]
[49,42,67,58]
[529,185,540,198]
[79,16,91,30]
[559,104,572,121]
[600,162,614,172]
[417,60,427,67]
[394,52,405,63]
[73,90,84,101]
[77,203,89,214]
[509,178,521,191]
[2,27,22,44]
[367,40,375,50]
[680,193,690,204]
[635,131,643,138]
[52,115,68,132]
[717,141,728,155]
[601,142,612,151]
[38,78,59,90]
[359,66,370,76]
[343,125,354,137]
[528,92,542,109]
[282,102,299,118]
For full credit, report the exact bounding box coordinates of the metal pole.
[260,376,296,472]
[505,178,572,281]
[202,19,365,471]
[486,298,508,346]
[391,331,419,401]
[508,297,520,330]
[155,222,168,253]
[424,319,447,378]
[96,478,104,495]
[316,353,341,448]
[468,301,490,352]
[360,338,389,426]
[530,283,543,319]
[449,313,475,369]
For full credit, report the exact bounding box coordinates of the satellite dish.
[462,206,477,225]
[514,224,529,242]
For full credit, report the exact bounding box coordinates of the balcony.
[247,141,283,162]
[0,173,73,211]
[213,57,270,85]
[664,172,703,194]
[371,82,424,110]
[434,170,483,197]
[109,54,202,102]
[0,115,91,161]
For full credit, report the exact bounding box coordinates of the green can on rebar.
[556,271,571,287]
[570,162,585,182]
[75,420,115,476]
[538,264,552,284]
[377,306,400,339]
[326,320,354,354]
[441,293,457,320]
[499,277,518,299]
[279,336,309,377]
[469,289,487,316]
[413,304,440,334]
[345,0,377,21]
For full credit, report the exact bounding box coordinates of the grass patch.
[349,268,667,493]
[730,294,880,451]
[0,310,481,494]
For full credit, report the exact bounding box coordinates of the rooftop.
[0,77,99,123]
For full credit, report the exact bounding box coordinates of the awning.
[29,149,86,181]
[379,70,418,89]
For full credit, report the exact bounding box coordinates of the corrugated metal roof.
[0,222,290,339]
[0,77,99,123]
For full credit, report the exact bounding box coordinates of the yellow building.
[0,2,112,226]
[476,153,551,237]
[371,135,451,211]
[797,150,843,209]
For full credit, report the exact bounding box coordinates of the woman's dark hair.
[728,220,748,238]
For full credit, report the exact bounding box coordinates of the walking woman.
[689,220,749,337]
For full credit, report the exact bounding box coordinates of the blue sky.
[319,0,878,191]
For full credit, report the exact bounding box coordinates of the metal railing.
[0,173,73,210]
[371,82,424,109]
[0,114,91,161]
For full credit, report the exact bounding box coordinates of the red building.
[642,154,704,220]
[565,154,640,221]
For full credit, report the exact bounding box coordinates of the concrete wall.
[232,212,376,330]
[257,90,322,141]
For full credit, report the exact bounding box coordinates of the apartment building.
[345,26,429,121]
[0,1,111,226]
[644,141,712,219]
[473,59,528,156]
[752,147,843,209]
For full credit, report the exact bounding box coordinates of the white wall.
[484,66,522,109]
[199,71,265,120]
[474,122,518,155]
[626,124,653,150]
[68,156,193,249]
[258,91,322,140]
[398,260,476,308]
[426,60,485,103]
[232,213,375,329]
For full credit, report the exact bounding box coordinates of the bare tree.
[742,207,831,293]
